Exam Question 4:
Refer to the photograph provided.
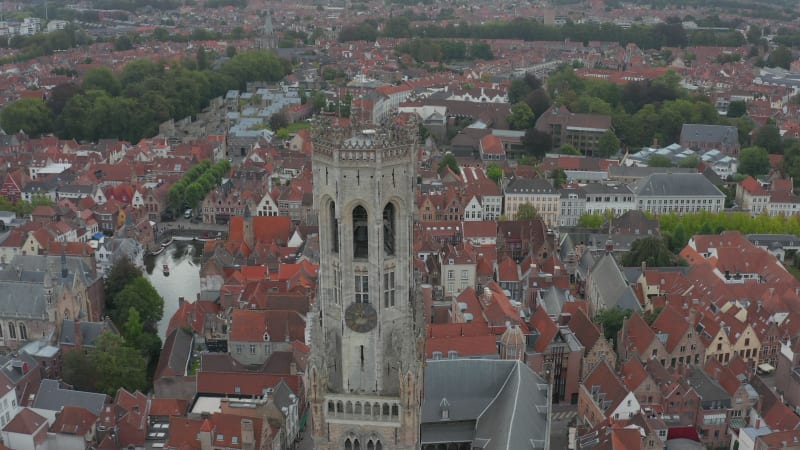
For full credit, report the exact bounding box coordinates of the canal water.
[144,240,203,339]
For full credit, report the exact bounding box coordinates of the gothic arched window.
[330,201,339,253]
[18,323,26,341]
[383,203,395,256]
[354,439,361,450]
[345,439,352,450]
[8,322,15,340]
[353,206,368,258]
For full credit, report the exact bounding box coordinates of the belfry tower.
[308,117,424,450]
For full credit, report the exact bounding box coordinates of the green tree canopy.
[577,212,609,229]
[677,154,700,168]
[754,123,782,154]
[738,146,770,177]
[596,130,621,157]
[82,67,121,96]
[766,45,793,70]
[0,98,53,137]
[62,332,148,396]
[559,144,581,155]
[469,41,494,60]
[438,153,460,175]
[647,155,674,167]
[622,236,680,267]
[726,100,747,118]
[508,102,535,130]
[486,164,503,184]
[104,256,142,304]
[109,277,164,332]
[522,128,552,160]
[550,168,567,189]
[516,203,537,220]
[595,308,632,342]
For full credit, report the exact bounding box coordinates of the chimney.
[290,361,297,375]
[641,261,646,273]
[74,319,82,349]
[178,297,185,307]
[553,265,561,276]
[241,419,255,450]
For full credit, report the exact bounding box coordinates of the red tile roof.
[529,306,558,353]
[51,406,98,436]
[3,408,47,434]
[196,371,301,397]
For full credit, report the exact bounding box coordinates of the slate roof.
[422,359,550,449]
[505,177,556,195]
[59,319,118,348]
[633,173,724,198]
[588,253,642,312]
[154,327,194,379]
[686,366,731,410]
[680,124,739,147]
[33,379,107,416]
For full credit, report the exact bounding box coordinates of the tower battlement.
[311,117,417,163]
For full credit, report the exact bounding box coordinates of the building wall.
[704,331,734,364]
[730,326,761,367]
[503,193,560,227]
[583,339,616,380]
[636,195,724,215]
[440,263,476,297]
[577,385,605,428]
[665,330,705,368]
[560,195,586,227]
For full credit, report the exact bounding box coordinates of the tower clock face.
[345,302,378,333]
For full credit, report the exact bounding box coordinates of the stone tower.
[308,117,424,450]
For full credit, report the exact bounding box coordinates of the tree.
[738,146,770,177]
[622,236,676,267]
[516,203,537,220]
[114,34,134,51]
[678,154,700,168]
[62,332,148,396]
[269,111,289,131]
[486,164,503,184]
[726,100,747,118]
[508,102,535,130]
[754,123,782,154]
[104,257,143,307]
[46,83,82,118]
[109,277,164,332]
[525,88,551,120]
[596,130,621,157]
[558,144,581,155]
[647,155,674,167]
[766,46,793,70]
[595,308,632,342]
[643,306,664,325]
[578,213,605,229]
[550,168,567,189]
[311,91,327,113]
[438,153,460,175]
[82,67,121,96]
[0,98,53,137]
[469,41,493,60]
[13,195,53,217]
[196,46,209,70]
[522,128,552,160]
